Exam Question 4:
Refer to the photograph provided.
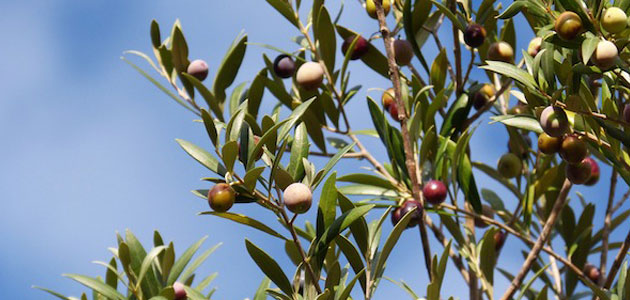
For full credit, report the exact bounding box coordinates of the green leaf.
[311,142,356,189]
[221,141,239,173]
[243,167,265,192]
[373,206,416,279]
[431,0,465,31]
[479,228,498,287]
[430,49,447,93]
[200,109,219,145]
[245,239,294,296]
[317,172,338,240]
[33,286,72,300]
[337,173,397,190]
[490,115,543,133]
[337,269,365,300]
[170,26,189,73]
[316,6,336,74]
[200,212,287,240]
[265,0,299,28]
[337,184,398,197]
[254,278,271,300]
[176,139,227,176]
[336,25,389,79]
[167,236,208,285]
[182,73,224,121]
[581,33,599,64]
[150,20,161,48]
[515,264,550,300]
[288,123,309,180]
[338,193,370,257]
[481,61,538,92]
[121,57,196,115]
[179,243,221,283]
[63,274,125,300]
[213,33,247,102]
[104,258,118,290]
[335,235,367,293]
[136,246,166,288]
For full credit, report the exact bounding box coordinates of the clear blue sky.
[0,1,626,299]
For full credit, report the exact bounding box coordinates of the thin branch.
[603,224,630,289]
[499,179,572,300]
[425,215,470,283]
[600,170,618,285]
[373,0,433,282]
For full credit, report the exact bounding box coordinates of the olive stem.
[499,179,572,300]
[372,0,434,282]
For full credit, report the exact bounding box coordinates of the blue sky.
[0,0,627,299]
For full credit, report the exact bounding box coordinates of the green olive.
[366,0,391,19]
[602,7,627,33]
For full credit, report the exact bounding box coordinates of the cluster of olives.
[381,88,399,120]
[390,179,447,229]
[207,182,313,214]
[272,55,324,91]
[538,106,600,185]
[553,10,623,69]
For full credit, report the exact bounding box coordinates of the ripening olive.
[423,180,447,205]
[487,41,514,63]
[173,282,187,300]
[393,39,414,66]
[560,134,588,164]
[472,84,495,110]
[508,102,530,115]
[583,157,600,186]
[494,231,507,251]
[602,7,628,33]
[566,158,592,185]
[388,102,400,120]
[584,263,601,283]
[382,88,395,109]
[527,37,543,57]
[283,183,312,214]
[474,204,495,228]
[624,104,630,123]
[296,62,324,90]
[397,200,423,228]
[539,106,570,137]
[538,132,563,155]
[554,11,583,41]
[497,153,523,179]
[366,0,391,19]
[342,35,370,60]
[592,40,618,70]
[208,183,236,212]
[187,59,209,81]
[464,23,486,48]
[273,54,296,78]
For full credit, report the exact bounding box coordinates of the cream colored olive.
[296,62,324,90]
[592,40,618,69]
[487,42,514,63]
[527,37,543,57]
[283,183,313,214]
[602,7,627,33]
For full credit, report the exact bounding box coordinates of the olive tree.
[37,0,630,299]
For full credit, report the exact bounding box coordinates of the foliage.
[40,0,630,299]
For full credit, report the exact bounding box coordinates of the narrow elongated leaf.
[317,172,338,240]
[288,123,309,180]
[200,212,287,240]
[176,139,227,176]
[373,206,415,279]
[312,142,356,189]
[63,274,125,300]
[337,269,365,300]
[213,33,247,102]
[245,239,294,296]
[180,243,221,283]
[316,7,336,73]
[167,236,208,285]
[265,0,299,28]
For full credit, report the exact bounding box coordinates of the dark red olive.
[392,200,422,228]
[388,102,399,120]
[464,23,486,48]
[494,231,507,251]
[341,35,369,60]
[423,180,447,205]
[273,54,296,79]
[623,104,630,123]
[583,157,600,186]
[584,263,601,283]
[474,205,495,228]
[566,158,592,185]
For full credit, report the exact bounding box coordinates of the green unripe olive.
[187,59,209,81]
[474,204,495,228]
[538,132,563,155]
[592,40,618,70]
[464,23,486,48]
[527,37,543,57]
[472,84,495,110]
[296,62,324,90]
[602,7,628,33]
[508,134,532,159]
[283,183,313,214]
[208,183,236,212]
[393,39,414,66]
[382,88,395,109]
[487,41,514,63]
[497,153,522,178]
[508,102,530,115]
[554,11,583,41]
[539,106,569,137]
[566,158,592,185]
[366,0,391,19]
[560,134,588,164]
[583,157,600,186]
